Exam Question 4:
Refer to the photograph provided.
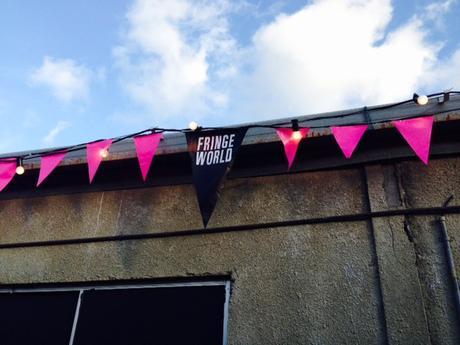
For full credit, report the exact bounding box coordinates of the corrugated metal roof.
[5,94,460,170]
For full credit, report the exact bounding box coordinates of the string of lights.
[8,90,460,175]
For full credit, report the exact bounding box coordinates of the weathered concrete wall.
[0,159,459,344]
[396,158,460,344]
[0,169,365,243]
[0,223,382,344]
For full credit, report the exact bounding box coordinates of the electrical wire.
[5,90,460,162]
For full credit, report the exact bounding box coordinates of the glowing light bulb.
[189,121,199,131]
[99,149,109,158]
[413,93,428,106]
[16,165,25,175]
[417,95,428,105]
[291,130,303,141]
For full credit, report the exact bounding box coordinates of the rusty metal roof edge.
[7,95,460,170]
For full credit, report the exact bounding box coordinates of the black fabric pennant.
[186,127,247,227]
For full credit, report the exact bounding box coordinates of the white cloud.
[423,49,460,91]
[30,56,91,102]
[113,0,238,121]
[42,120,71,145]
[113,0,460,125]
[231,0,441,119]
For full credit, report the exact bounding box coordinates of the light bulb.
[291,130,303,141]
[99,149,109,158]
[16,165,25,175]
[417,95,428,105]
[413,94,428,105]
[189,121,199,131]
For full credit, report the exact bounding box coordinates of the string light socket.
[438,92,450,104]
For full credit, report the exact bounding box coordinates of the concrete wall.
[0,157,459,344]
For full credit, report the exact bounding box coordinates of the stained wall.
[0,157,459,344]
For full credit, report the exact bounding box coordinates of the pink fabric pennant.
[331,125,367,158]
[276,128,310,169]
[0,159,17,192]
[87,139,113,183]
[37,151,67,187]
[134,133,163,181]
[393,116,434,165]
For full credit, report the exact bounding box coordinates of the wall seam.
[362,166,389,345]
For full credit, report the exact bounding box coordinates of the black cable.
[2,90,458,162]
[0,204,459,249]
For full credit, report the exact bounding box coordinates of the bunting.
[0,160,16,192]
[37,151,67,187]
[276,128,310,169]
[331,125,367,158]
[393,116,434,165]
[186,128,247,227]
[0,114,438,228]
[87,139,113,183]
[134,133,163,181]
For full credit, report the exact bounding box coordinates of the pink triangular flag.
[37,151,67,187]
[134,133,163,181]
[0,159,17,192]
[276,128,310,169]
[393,116,434,165]
[87,139,113,183]
[331,125,367,158]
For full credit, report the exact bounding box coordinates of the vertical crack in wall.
[394,163,434,344]
[393,164,409,209]
[405,219,434,344]
[388,221,396,256]
[364,163,441,344]
[403,220,414,243]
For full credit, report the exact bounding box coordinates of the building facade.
[0,98,459,344]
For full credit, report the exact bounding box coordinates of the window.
[0,290,79,345]
[0,281,230,345]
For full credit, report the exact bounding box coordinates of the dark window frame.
[0,280,231,345]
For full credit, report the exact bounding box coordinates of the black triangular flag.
[186,127,247,227]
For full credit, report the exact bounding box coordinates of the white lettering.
[212,150,220,164]
[214,136,222,150]
[206,152,213,165]
[221,135,229,148]
[197,137,204,151]
[196,151,207,165]
[225,148,232,162]
[203,137,210,151]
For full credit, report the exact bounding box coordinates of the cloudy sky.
[0,0,459,152]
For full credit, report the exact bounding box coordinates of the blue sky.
[0,0,459,152]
